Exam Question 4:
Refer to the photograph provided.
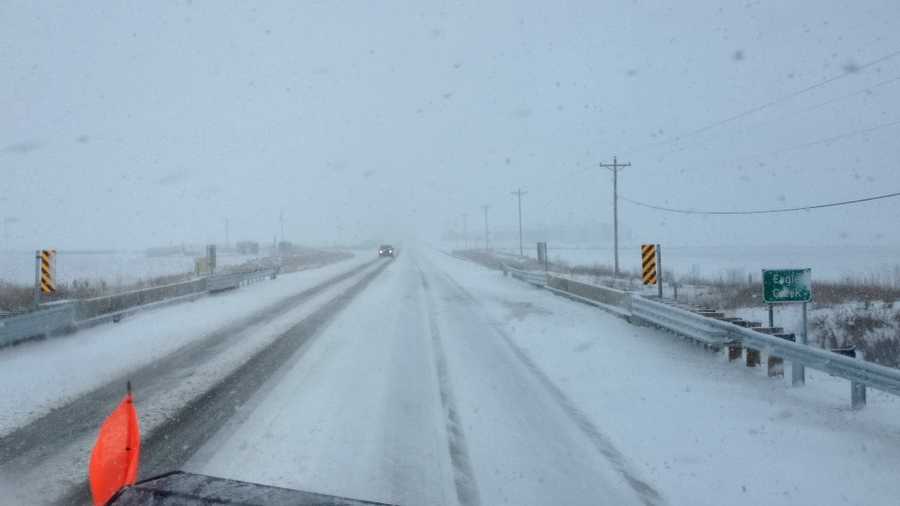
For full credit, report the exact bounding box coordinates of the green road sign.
[762,268,812,303]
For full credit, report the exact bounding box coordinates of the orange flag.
[89,384,140,506]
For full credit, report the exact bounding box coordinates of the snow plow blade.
[106,471,395,506]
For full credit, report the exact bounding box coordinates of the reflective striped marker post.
[34,249,56,308]
[641,244,661,297]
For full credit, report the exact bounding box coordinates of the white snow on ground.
[417,255,648,506]
[190,250,648,506]
[0,252,372,436]
[4,256,387,505]
[430,249,900,506]
[188,256,461,506]
[8,246,900,505]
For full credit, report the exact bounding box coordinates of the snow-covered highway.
[2,248,900,506]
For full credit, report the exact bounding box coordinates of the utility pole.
[598,156,631,277]
[279,210,285,244]
[511,188,527,257]
[224,218,230,249]
[481,205,490,251]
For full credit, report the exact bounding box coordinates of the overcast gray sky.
[3,0,900,250]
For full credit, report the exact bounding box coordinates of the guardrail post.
[833,346,866,409]
[792,302,808,386]
[767,333,795,377]
[852,375,867,409]
[728,320,758,363]
[727,342,743,362]
[746,347,760,367]
[767,354,783,377]
[747,326,782,369]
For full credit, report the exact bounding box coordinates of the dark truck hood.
[108,471,395,506]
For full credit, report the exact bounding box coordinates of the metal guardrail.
[503,264,630,316]
[208,268,278,292]
[1,268,280,348]
[545,275,631,316]
[78,278,208,320]
[0,302,77,347]
[630,296,732,347]
[723,316,900,397]
[503,265,547,287]
[632,299,900,399]
[501,264,900,406]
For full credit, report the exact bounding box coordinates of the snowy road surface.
[188,251,652,506]
[2,247,900,505]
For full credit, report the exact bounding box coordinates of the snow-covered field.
[488,242,900,284]
[0,251,261,286]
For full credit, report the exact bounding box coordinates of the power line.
[534,115,900,210]
[649,75,900,162]
[623,48,900,155]
[794,74,900,115]
[759,118,900,159]
[536,73,900,197]
[536,77,900,194]
[690,117,900,169]
[531,65,900,201]
[621,191,900,215]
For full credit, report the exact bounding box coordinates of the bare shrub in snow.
[810,305,900,368]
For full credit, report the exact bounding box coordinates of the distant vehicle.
[378,244,395,257]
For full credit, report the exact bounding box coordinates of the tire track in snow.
[50,259,392,506]
[428,261,665,506]
[0,259,378,468]
[418,266,482,506]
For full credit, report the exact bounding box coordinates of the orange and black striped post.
[641,244,657,285]
[34,249,56,307]
[641,244,663,297]
[40,249,56,294]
